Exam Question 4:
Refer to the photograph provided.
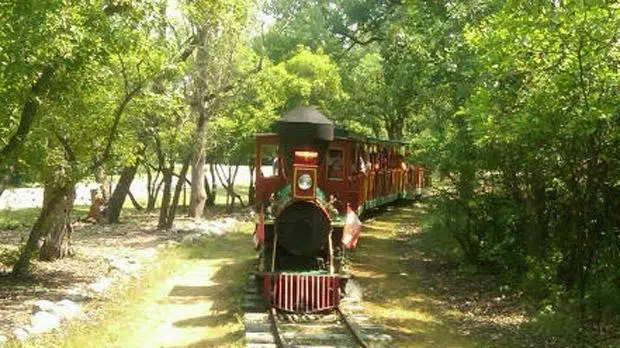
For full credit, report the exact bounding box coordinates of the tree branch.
[54,131,76,163]
[0,67,53,162]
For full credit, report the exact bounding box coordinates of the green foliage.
[0,239,37,268]
[407,0,620,330]
[0,246,22,268]
[208,47,346,164]
[529,306,582,344]
[416,200,463,265]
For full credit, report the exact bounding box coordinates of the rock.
[199,226,218,236]
[108,257,141,275]
[182,233,203,245]
[32,300,56,314]
[138,248,157,259]
[63,288,91,302]
[222,217,236,226]
[55,299,81,319]
[29,311,60,334]
[12,327,29,341]
[0,333,7,345]
[210,228,226,236]
[166,240,180,248]
[88,277,113,293]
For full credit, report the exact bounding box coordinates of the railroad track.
[243,275,392,347]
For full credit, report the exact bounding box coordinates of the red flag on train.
[342,205,362,249]
[254,212,265,248]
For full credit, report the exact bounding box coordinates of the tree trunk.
[147,167,162,212]
[105,163,139,223]
[248,158,255,206]
[188,26,210,218]
[215,164,244,213]
[95,165,111,202]
[206,162,217,207]
[127,191,144,211]
[146,164,154,211]
[36,182,75,262]
[39,182,76,261]
[158,160,174,229]
[0,68,53,166]
[165,155,192,229]
[386,116,404,141]
[188,143,206,217]
[12,182,75,276]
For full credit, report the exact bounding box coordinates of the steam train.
[253,106,425,313]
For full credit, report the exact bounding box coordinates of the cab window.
[260,144,279,178]
[327,148,344,180]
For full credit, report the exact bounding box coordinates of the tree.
[183,0,257,218]
[8,0,172,275]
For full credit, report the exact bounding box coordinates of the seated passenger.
[328,153,343,179]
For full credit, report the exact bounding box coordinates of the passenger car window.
[260,144,279,178]
[327,148,344,180]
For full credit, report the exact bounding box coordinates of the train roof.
[280,106,333,125]
[275,106,334,142]
[261,106,408,146]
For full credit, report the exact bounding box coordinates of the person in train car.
[372,150,379,171]
[358,150,369,175]
[391,148,399,168]
[381,148,389,170]
[328,149,344,179]
[347,147,358,182]
[272,156,279,176]
[271,146,280,177]
[400,153,408,171]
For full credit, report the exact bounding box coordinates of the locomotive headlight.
[297,173,313,191]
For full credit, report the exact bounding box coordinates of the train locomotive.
[253,106,425,313]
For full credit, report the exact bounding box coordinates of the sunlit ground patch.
[12,229,254,348]
[349,204,491,348]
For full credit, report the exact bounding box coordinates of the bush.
[0,246,21,268]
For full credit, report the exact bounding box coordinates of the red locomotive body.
[253,107,424,313]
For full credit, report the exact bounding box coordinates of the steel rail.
[268,307,284,348]
[336,306,369,348]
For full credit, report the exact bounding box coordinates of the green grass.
[0,206,91,231]
[0,185,251,230]
[121,185,251,214]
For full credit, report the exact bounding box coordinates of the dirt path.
[22,232,255,348]
[348,202,541,348]
[124,257,247,347]
[100,233,254,348]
